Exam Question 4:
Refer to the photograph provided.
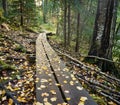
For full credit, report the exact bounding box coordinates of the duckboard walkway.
[36,33,97,105]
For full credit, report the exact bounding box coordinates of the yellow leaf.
[43,98,48,102]
[36,102,43,105]
[7,86,14,91]
[63,80,67,84]
[62,102,69,105]
[50,90,56,95]
[35,78,39,83]
[70,81,74,85]
[8,98,13,105]
[80,97,88,101]
[72,77,76,81]
[35,102,43,105]
[76,86,83,91]
[66,97,71,101]
[17,97,27,102]
[64,90,69,93]
[63,68,69,71]
[41,79,48,83]
[50,97,57,102]
[2,96,7,101]
[37,87,41,90]
[55,83,61,86]
[14,87,20,91]
[41,66,48,70]
[40,85,46,89]
[108,101,117,105]
[41,92,49,97]
[44,102,52,105]
[0,90,6,95]
[78,101,84,105]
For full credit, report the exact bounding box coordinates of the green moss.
[14,45,26,53]
[91,95,107,105]
[40,23,56,32]
[0,60,16,71]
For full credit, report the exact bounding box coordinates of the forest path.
[36,33,97,105]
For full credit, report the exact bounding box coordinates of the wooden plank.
[41,33,97,105]
[36,35,65,104]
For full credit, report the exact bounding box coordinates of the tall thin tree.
[63,0,67,48]
[75,12,80,52]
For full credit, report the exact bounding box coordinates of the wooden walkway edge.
[36,33,97,105]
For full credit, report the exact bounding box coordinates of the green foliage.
[0,60,15,71]
[49,35,63,44]
[0,8,6,23]
[91,95,107,105]
[7,0,39,27]
[14,45,26,53]
[40,23,56,32]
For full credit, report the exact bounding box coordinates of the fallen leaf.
[50,90,56,95]
[8,98,13,105]
[41,92,49,97]
[80,97,88,101]
[108,101,117,105]
[50,97,57,102]
[70,81,74,85]
[76,86,83,91]
[40,85,46,89]
[55,83,61,86]
[41,66,48,70]
[36,102,43,105]
[63,68,69,71]
[72,77,76,81]
[63,80,67,84]
[2,96,7,101]
[64,90,69,93]
[17,97,27,102]
[41,79,48,83]
[7,85,14,91]
[43,98,48,102]
[44,102,52,105]
[78,101,84,105]
[66,97,71,101]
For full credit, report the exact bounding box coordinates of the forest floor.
[0,30,37,104]
[48,35,120,105]
[0,28,120,105]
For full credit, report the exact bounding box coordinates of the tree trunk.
[20,0,23,26]
[115,23,120,35]
[63,0,67,48]
[75,12,80,52]
[67,3,71,46]
[2,0,7,17]
[87,0,118,75]
[42,0,47,23]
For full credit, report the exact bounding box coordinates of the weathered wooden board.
[36,36,65,104]
[36,33,97,105]
[41,33,97,105]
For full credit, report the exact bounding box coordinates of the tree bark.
[2,0,7,17]
[87,0,118,75]
[42,0,47,23]
[63,0,67,48]
[67,3,71,46]
[75,12,80,52]
[19,0,23,26]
